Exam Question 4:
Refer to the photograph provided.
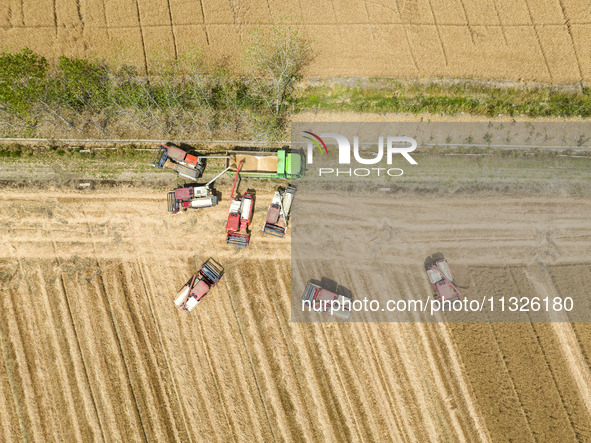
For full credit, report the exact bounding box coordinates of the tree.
[244,19,313,125]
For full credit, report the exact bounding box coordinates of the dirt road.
[1,188,590,441]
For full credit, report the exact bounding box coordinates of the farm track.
[1,188,591,441]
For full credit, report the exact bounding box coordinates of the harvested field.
[1,0,591,82]
[1,188,591,441]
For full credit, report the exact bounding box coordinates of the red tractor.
[226,160,254,247]
[174,258,224,312]
[424,253,462,305]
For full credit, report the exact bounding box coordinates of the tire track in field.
[122,262,191,441]
[156,265,232,439]
[390,0,420,74]
[456,0,475,45]
[296,260,368,440]
[25,268,89,442]
[136,259,195,442]
[0,263,28,442]
[556,0,584,84]
[95,267,150,442]
[203,275,273,442]
[289,260,357,441]
[414,266,491,442]
[508,267,578,440]
[172,258,273,441]
[221,271,278,442]
[133,0,149,74]
[523,0,553,80]
[0,264,20,442]
[164,0,178,59]
[58,268,129,441]
[386,269,450,441]
[257,259,319,440]
[13,268,63,442]
[395,269,468,440]
[150,262,230,441]
[286,263,355,442]
[490,0,508,45]
[197,0,209,45]
[322,262,413,441]
[391,268,467,440]
[37,265,105,442]
[0,271,45,442]
[69,264,147,442]
[227,265,310,441]
[107,262,186,441]
[524,265,591,418]
[425,0,448,65]
[271,258,349,441]
[52,0,57,37]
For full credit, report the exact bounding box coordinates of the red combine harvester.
[167,167,231,214]
[262,185,296,237]
[174,258,224,312]
[226,161,254,247]
[424,253,462,306]
[301,279,352,320]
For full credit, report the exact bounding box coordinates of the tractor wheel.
[424,256,434,269]
[432,252,444,262]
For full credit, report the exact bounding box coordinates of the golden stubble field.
[1,187,591,441]
[0,0,591,82]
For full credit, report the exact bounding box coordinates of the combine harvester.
[424,253,462,306]
[262,186,296,237]
[301,279,352,320]
[153,143,229,180]
[174,258,224,312]
[226,147,305,179]
[167,167,231,214]
[226,161,254,247]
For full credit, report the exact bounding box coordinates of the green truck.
[226,148,305,179]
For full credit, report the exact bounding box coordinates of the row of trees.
[0,23,312,143]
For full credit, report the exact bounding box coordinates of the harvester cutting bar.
[201,259,224,283]
[226,232,249,247]
[302,281,321,302]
